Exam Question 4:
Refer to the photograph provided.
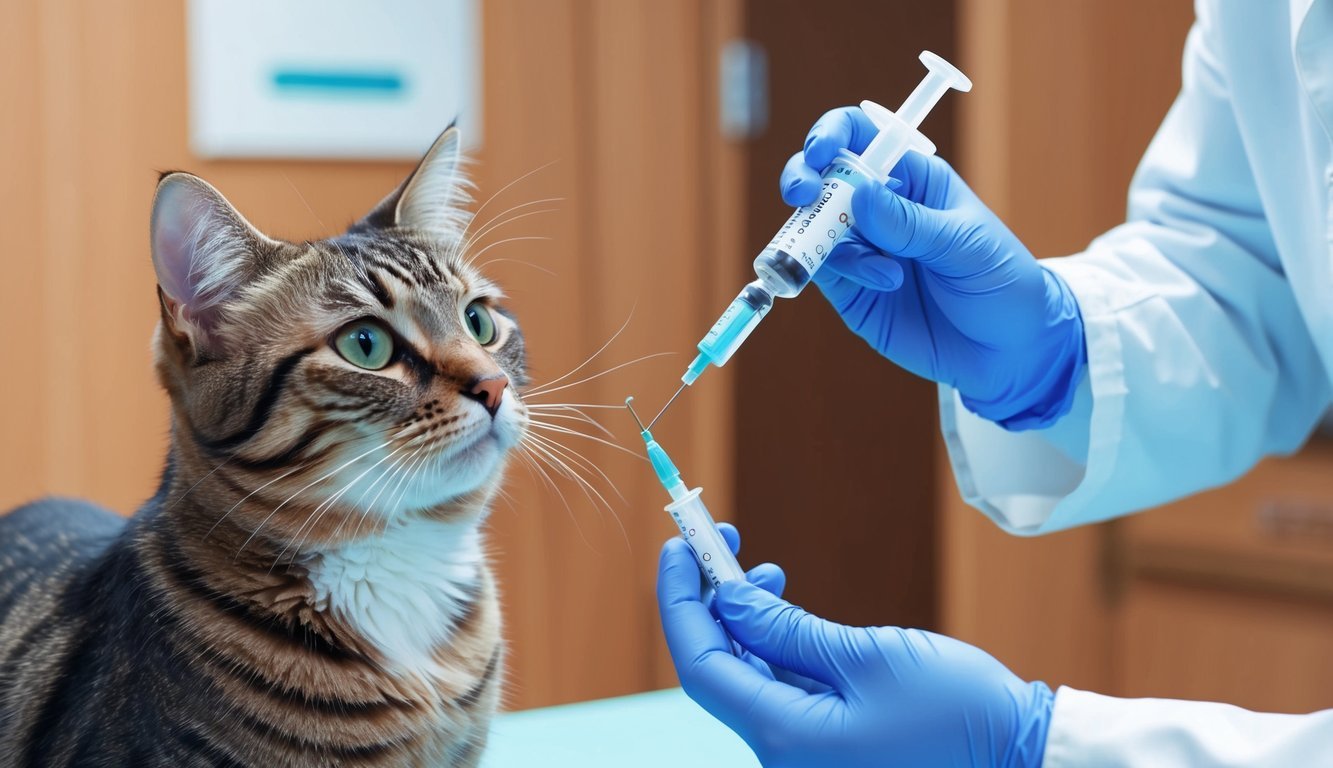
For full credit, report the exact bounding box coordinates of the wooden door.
[734,0,954,632]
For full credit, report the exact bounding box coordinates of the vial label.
[761,162,867,279]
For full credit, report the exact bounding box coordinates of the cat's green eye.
[464,301,497,346]
[334,320,394,370]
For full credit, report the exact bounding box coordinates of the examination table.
[480,687,760,766]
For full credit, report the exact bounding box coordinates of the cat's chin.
[392,427,516,512]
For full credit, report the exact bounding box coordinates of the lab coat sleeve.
[941,3,1331,534]
[1043,687,1333,767]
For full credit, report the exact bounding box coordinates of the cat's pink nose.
[465,374,508,417]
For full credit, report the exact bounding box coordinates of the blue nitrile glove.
[781,107,1086,430]
[658,531,1054,768]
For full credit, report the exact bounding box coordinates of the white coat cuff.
[1044,686,1333,767]
[939,255,1129,535]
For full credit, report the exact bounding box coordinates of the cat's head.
[150,126,527,540]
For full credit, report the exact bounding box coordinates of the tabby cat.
[0,125,527,766]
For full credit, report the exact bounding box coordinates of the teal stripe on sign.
[272,69,405,97]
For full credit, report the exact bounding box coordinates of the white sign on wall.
[187,0,480,159]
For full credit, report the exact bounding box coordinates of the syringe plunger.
[896,51,972,128]
[858,52,971,181]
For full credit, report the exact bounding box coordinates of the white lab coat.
[941,0,1333,764]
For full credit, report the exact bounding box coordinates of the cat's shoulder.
[0,498,126,602]
[1,497,125,552]
[0,498,126,628]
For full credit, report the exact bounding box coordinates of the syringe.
[666,51,971,411]
[626,398,743,588]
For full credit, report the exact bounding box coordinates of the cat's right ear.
[352,124,471,234]
[151,173,272,351]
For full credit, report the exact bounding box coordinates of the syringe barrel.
[684,153,874,386]
[693,282,771,376]
[665,487,745,588]
[753,152,874,297]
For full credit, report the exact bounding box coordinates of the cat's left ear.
[355,123,471,233]
[151,173,274,350]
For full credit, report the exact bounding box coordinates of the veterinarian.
[658,3,1333,765]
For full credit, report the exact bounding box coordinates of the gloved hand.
[658,529,1053,768]
[781,107,1086,429]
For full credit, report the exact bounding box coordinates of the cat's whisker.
[459,201,561,258]
[472,257,558,277]
[524,430,626,507]
[528,420,643,461]
[349,444,423,534]
[522,307,636,396]
[203,463,304,541]
[465,235,553,266]
[197,420,407,538]
[170,457,230,515]
[278,440,407,554]
[525,408,615,440]
[462,159,559,239]
[406,449,438,522]
[459,211,559,270]
[523,446,627,529]
[492,486,519,517]
[517,444,600,554]
[235,433,406,560]
[353,438,423,510]
[274,436,422,570]
[312,453,411,558]
[352,445,426,541]
[281,172,326,231]
[524,351,676,399]
[373,445,428,534]
[403,449,435,522]
[525,402,635,409]
[386,448,431,530]
[465,196,561,242]
[522,434,630,552]
[522,434,611,512]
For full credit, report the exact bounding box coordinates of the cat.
[0,125,528,767]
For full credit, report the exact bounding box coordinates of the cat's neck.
[305,515,488,677]
[146,443,498,676]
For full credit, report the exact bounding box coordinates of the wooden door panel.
[737,0,953,632]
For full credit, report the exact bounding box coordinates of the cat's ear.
[355,124,471,233]
[151,173,271,347]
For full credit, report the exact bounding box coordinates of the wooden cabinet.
[1112,444,1333,712]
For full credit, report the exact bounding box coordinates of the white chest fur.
[307,517,483,676]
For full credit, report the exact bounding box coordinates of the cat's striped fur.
[0,126,526,766]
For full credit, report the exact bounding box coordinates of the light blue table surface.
[480,687,760,767]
